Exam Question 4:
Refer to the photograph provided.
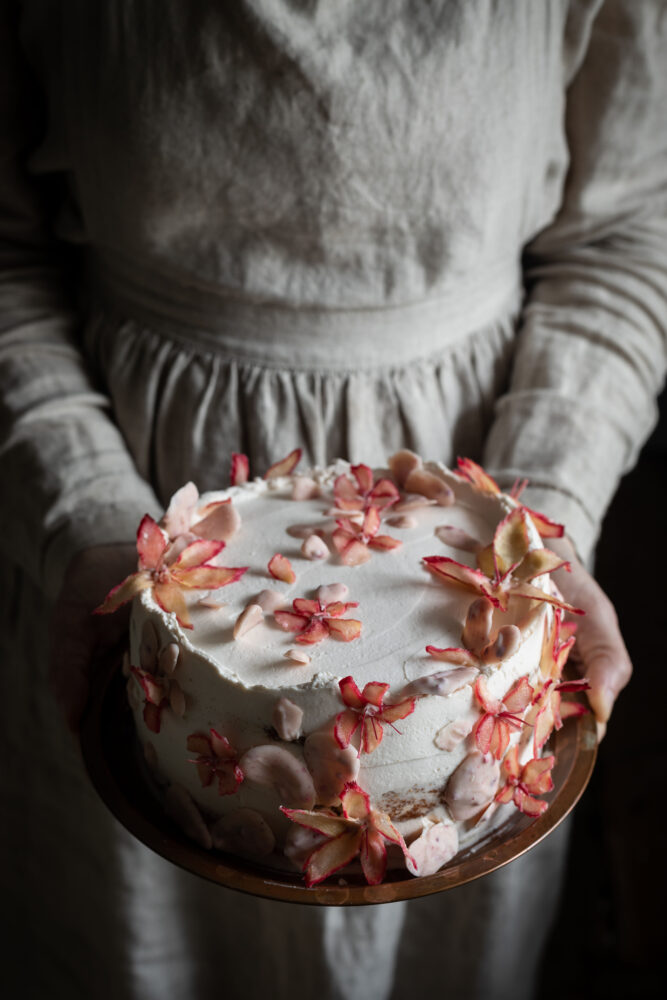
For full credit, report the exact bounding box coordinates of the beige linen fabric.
[1,2,666,998]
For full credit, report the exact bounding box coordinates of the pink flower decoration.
[131,666,168,734]
[423,507,584,615]
[333,464,400,513]
[332,506,402,566]
[94,514,247,629]
[334,676,416,755]
[187,729,244,796]
[281,781,413,886]
[230,448,302,486]
[472,675,534,760]
[274,597,362,645]
[495,746,555,817]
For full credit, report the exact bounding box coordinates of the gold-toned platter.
[81,654,597,906]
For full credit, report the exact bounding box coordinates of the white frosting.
[128,461,552,872]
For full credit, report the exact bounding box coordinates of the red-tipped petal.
[265,448,302,479]
[514,790,549,816]
[303,829,362,887]
[231,453,250,486]
[522,507,565,539]
[493,508,530,577]
[153,579,192,628]
[351,464,374,495]
[503,676,534,714]
[293,598,322,616]
[379,697,416,725]
[362,505,381,538]
[268,553,296,584]
[136,514,168,570]
[325,617,362,641]
[456,457,500,494]
[361,715,384,754]
[93,571,152,615]
[369,533,402,551]
[368,478,400,508]
[274,610,309,632]
[522,755,555,795]
[473,675,501,714]
[333,530,372,566]
[339,676,365,710]
[295,619,330,645]
[502,746,521,779]
[423,555,494,598]
[340,782,371,821]
[334,708,361,750]
[171,538,224,569]
[510,580,585,615]
[280,806,350,838]
[472,713,496,756]
[360,681,389,708]
[333,473,363,511]
[515,549,570,582]
[209,728,237,759]
[172,565,247,590]
[360,828,387,885]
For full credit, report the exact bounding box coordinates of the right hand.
[49,543,137,731]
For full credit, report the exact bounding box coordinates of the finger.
[580,641,633,724]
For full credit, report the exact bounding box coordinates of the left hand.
[549,535,632,740]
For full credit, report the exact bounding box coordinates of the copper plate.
[81,655,597,906]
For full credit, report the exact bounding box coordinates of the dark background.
[537,387,666,999]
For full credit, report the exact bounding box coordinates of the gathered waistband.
[90,250,521,371]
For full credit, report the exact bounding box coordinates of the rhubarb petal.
[268,553,296,584]
[295,619,330,645]
[94,571,152,615]
[325,617,362,641]
[230,452,250,486]
[137,514,168,570]
[456,457,500,494]
[340,782,371,821]
[193,500,241,542]
[280,806,349,838]
[303,829,362,887]
[360,828,387,885]
[153,580,192,628]
[265,448,302,479]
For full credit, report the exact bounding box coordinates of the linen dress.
[1,2,666,999]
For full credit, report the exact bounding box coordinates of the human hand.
[549,535,632,740]
[49,543,137,731]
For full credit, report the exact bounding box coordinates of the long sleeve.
[0,4,160,599]
[483,0,667,562]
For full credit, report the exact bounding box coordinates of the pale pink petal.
[193,500,241,542]
[360,828,387,885]
[240,745,316,808]
[406,822,459,877]
[162,481,199,538]
[272,697,304,741]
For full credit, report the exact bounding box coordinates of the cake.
[97,450,587,885]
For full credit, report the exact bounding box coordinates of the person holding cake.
[1,3,665,999]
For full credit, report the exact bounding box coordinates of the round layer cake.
[119,454,578,883]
